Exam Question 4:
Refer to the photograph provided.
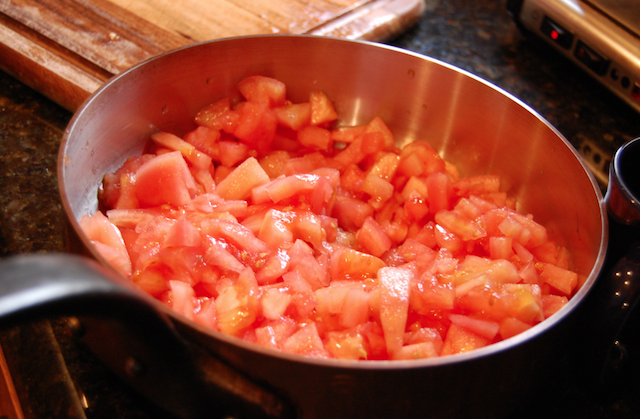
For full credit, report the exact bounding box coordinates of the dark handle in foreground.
[0,254,292,419]
[4,133,640,419]
[1,241,640,417]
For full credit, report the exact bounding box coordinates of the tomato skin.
[259,174,322,204]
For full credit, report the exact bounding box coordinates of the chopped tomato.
[274,102,312,131]
[331,247,386,281]
[325,330,368,360]
[441,323,490,356]
[80,211,132,277]
[218,140,249,168]
[215,156,270,200]
[234,102,278,155]
[86,74,581,361]
[378,267,411,357]
[356,216,392,257]
[134,151,196,207]
[215,267,259,335]
[297,126,333,151]
[540,263,578,295]
[448,314,499,341]
[237,75,287,108]
[310,91,338,126]
[151,131,212,171]
[282,323,329,358]
[195,97,240,134]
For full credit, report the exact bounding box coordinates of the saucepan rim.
[58,33,609,370]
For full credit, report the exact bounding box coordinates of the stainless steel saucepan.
[2,35,638,419]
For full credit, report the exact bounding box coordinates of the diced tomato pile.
[80,75,579,361]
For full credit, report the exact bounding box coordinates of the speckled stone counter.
[1,0,640,418]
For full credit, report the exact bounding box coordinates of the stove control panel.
[508,0,640,114]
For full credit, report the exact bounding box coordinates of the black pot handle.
[0,253,292,419]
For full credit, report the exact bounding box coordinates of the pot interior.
[58,34,607,361]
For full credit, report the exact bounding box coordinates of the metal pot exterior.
[170,304,586,419]
[58,35,607,418]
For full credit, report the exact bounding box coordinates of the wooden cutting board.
[0,0,426,111]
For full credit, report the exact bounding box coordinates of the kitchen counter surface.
[2,0,640,418]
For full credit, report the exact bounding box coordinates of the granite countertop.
[1,0,640,418]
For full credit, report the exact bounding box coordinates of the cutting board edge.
[0,14,109,111]
[0,0,427,111]
[310,0,425,41]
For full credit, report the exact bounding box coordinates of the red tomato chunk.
[83,75,579,361]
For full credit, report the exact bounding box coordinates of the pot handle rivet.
[67,317,85,338]
[125,356,145,378]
